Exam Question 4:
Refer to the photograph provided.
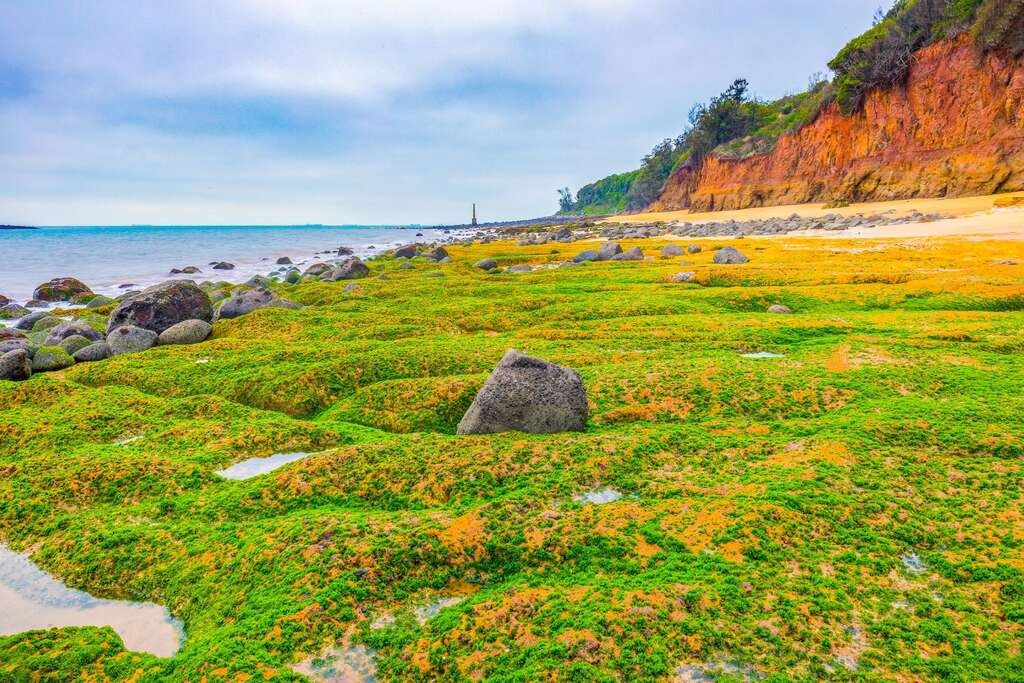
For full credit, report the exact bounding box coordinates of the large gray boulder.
[713,246,749,264]
[106,325,158,356]
[158,319,212,345]
[572,250,599,263]
[14,311,51,331]
[32,277,92,302]
[331,257,369,280]
[597,242,622,261]
[45,321,103,346]
[107,280,213,334]
[610,247,643,261]
[394,245,417,259]
[426,246,449,262]
[218,288,276,319]
[457,349,588,435]
[73,342,110,363]
[660,244,684,258]
[0,349,31,381]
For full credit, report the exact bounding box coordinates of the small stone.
[671,272,696,283]
[31,346,75,371]
[106,325,158,356]
[0,349,32,381]
[687,244,702,254]
[158,319,212,345]
[285,269,301,284]
[767,304,793,314]
[276,256,293,265]
[212,261,235,270]
[399,261,414,270]
[73,342,110,363]
[181,266,202,274]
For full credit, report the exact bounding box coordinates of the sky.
[0,1,882,226]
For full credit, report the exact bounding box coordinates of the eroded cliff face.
[654,37,1024,212]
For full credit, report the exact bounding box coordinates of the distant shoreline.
[0,225,38,230]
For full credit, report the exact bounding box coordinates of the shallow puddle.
[292,645,377,682]
[573,487,623,504]
[216,452,311,480]
[739,352,785,359]
[900,553,927,575]
[675,661,759,682]
[0,544,184,658]
[413,596,464,625]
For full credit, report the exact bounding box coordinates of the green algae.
[1,235,1023,681]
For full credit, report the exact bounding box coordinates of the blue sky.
[0,1,881,225]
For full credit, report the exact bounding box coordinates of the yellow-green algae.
[1,234,1023,681]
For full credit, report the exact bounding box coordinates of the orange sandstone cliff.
[653,37,1024,212]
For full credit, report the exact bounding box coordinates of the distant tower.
[471,203,478,226]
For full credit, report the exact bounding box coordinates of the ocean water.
[0,224,462,302]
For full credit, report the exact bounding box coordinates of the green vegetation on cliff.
[2,234,1024,681]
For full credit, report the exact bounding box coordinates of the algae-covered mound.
[1,234,1023,681]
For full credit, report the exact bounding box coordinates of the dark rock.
[182,266,202,274]
[31,346,75,371]
[572,250,599,263]
[0,303,30,319]
[158,319,212,345]
[24,299,48,308]
[457,349,588,435]
[285,269,301,284]
[0,295,7,307]
[475,258,498,271]
[73,342,110,363]
[13,312,50,331]
[597,242,622,261]
[59,334,93,355]
[0,349,32,381]
[660,244,684,258]
[218,288,276,319]
[687,244,702,254]
[610,247,643,261]
[394,245,417,259]
[507,264,533,273]
[337,246,354,256]
[331,257,369,280]
[86,295,115,309]
[45,321,103,346]
[212,261,235,270]
[426,246,449,262]
[107,325,158,356]
[107,280,213,334]
[303,263,332,277]
[0,328,25,342]
[276,256,293,265]
[32,277,93,302]
[713,247,749,264]
[169,268,182,275]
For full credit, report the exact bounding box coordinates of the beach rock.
[59,334,93,355]
[597,242,623,261]
[344,283,362,294]
[572,249,599,263]
[246,275,272,288]
[169,268,182,275]
[45,321,103,346]
[0,349,32,381]
[303,263,332,277]
[713,247,749,264]
[107,325,158,356]
[475,258,498,271]
[31,346,75,372]
[73,342,110,363]
[671,272,696,283]
[285,269,301,284]
[218,288,276,319]
[426,246,449,262]
[158,319,212,345]
[0,295,8,307]
[181,266,202,274]
[24,299,48,308]
[399,261,414,270]
[16,312,53,331]
[70,292,96,305]
[331,257,369,280]
[687,244,702,254]
[107,280,213,334]
[394,245,417,259]
[0,328,25,342]
[0,303,30,319]
[767,304,793,314]
[212,261,235,270]
[337,246,354,256]
[0,339,28,355]
[457,349,588,435]
[276,257,293,265]
[86,295,115,309]
[611,247,643,261]
[660,244,684,258]
[32,277,93,302]
[507,264,533,273]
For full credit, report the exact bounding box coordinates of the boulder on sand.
[158,319,212,345]
[713,246,749,264]
[597,242,622,261]
[107,325,158,356]
[457,349,588,435]
[107,280,213,334]
[0,349,32,381]
[32,277,93,302]
[660,244,684,258]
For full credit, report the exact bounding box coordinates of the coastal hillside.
[565,0,1024,215]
